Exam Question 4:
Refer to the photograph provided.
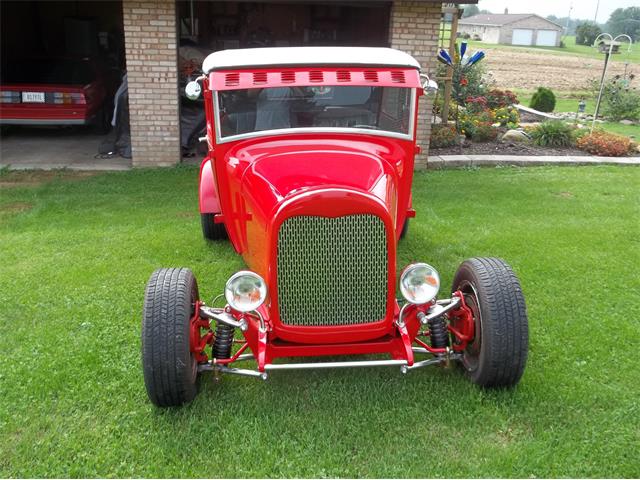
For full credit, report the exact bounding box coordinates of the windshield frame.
[212,86,417,144]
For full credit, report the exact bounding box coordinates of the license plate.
[21,92,45,103]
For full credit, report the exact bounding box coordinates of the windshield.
[217,86,413,139]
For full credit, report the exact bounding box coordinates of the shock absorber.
[212,323,234,359]
[428,316,450,350]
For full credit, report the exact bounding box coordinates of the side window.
[379,88,410,134]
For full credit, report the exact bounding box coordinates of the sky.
[476,0,637,24]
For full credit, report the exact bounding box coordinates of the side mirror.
[185,80,202,100]
[423,78,438,95]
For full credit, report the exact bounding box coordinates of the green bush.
[430,124,458,148]
[600,76,640,121]
[437,61,488,106]
[530,87,556,113]
[529,120,575,147]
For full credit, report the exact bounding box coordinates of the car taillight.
[0,91,20,103]
[52,92,86,104]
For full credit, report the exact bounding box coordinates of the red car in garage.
[0,57,115,131]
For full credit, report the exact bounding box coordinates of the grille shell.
[276,214,388,327]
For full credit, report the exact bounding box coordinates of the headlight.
[399,263,440,304]
[224,271,267,312]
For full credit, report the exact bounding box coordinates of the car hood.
[234,137,402,218]
[217,135,408,273]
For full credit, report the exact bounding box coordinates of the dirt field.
[481,47,635,92]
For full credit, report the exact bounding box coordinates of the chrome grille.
[277,214,388,326]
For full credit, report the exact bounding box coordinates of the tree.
[547,16,581,36]
[606,7,640,41]
[575,22,602,45]
[459,3,492,17]
[461,4,479,18]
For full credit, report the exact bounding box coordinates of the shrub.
[433,97,459,121]
[459,110,495,138]
[530,87,556,113]
[465,95,489,113]
[486,89,519,109]
[599,76,640,121]
[438,61,488,106]
[430,124,458,148]
[493,106,520,128]
[576,131,634,157]
[472,123,499,142]
[529,120,575,147]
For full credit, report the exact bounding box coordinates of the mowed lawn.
[1,166,639,477]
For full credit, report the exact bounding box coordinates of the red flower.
[460,77,468,86]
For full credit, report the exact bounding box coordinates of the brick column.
[389,1,441,169]
[123,0,180,167]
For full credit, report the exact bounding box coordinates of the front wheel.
[201,213,228,241]
[451,257,528,388]
[399,218,409,240]
[142,268,200,407]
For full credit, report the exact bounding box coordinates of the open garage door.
[512,29,533,46]
[536,30,558,46]
[0,1,130,170]
[176,0,392,159]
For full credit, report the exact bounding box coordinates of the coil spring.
[428,316,450,349]
[212,323,234,359]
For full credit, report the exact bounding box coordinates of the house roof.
[203,47,421,73]
[459,13,563,29]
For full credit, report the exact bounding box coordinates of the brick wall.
[389,1,441,169]
[122,0,180,167]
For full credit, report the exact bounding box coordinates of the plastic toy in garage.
[141,47,528,407]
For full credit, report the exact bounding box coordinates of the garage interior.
[176,1,392,160]
[0,0,130,170]
[1,0,404,169]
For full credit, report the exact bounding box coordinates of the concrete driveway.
[0,127,130,171]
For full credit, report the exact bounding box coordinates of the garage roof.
[203,47,421,73]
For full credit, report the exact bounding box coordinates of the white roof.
[203,47,421,73]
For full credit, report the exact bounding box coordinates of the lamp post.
[591,33,633,133]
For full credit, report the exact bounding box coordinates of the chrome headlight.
[399,263,440,304]
[224,271,267,312]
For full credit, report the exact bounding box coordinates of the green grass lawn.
[1,166,640,477]
[467,35,639,64]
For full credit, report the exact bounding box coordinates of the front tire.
[451,257,528,388]
[400,218,409,240]
[142,268,200,407]
[201,213,228,241]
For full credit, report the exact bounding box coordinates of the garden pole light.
[591,33,633,134]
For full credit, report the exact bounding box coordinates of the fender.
[198,156,221,214]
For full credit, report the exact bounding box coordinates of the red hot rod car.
[142,47,528,407]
